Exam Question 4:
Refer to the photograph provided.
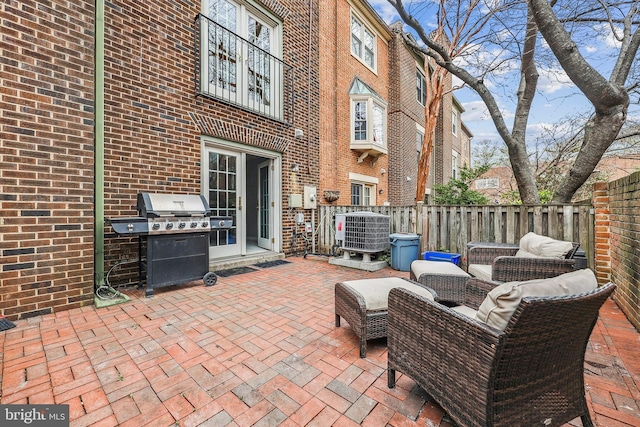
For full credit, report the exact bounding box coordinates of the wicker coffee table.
[409,260,471,304]
[335,277,435,358]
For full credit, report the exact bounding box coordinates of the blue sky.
[369,0,639,149]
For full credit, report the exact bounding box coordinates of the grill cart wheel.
[204,272,218,287]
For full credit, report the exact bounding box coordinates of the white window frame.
[452,151,459,179]
[350,95,387,148]
[350,12,377,72]
[349,173,378,206]
[416,123,425,162]
[417,69,426,105]
[452,110,458,136]
[476,178,500,189]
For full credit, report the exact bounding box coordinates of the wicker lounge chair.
[467,233,580,282]
[387,275,615,427]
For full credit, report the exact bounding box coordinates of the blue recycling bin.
[422,251,461,266]
[389,233,420,271]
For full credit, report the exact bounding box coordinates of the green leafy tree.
[433,166,490,205]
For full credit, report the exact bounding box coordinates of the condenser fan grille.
[340,212,389,253]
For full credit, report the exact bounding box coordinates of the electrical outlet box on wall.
[289,194,302,208]
[303,186,317,209]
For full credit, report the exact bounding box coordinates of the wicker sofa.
[387,271,615,427]
[467,233,580,282]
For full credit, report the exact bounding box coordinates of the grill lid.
[137,193,211,217]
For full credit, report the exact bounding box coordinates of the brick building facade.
[1,0,318,320]
[387,22,426,206]
[319,2,471,208]
[319,0,390,207]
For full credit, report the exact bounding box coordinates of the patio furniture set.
[334,232,615,427]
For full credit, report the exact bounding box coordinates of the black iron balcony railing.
[194,14,295,126]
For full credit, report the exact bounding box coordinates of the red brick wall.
[101,0,319,259]
[387,23,426,206]
[594,174,640,331]
[318,0,389,206]
[1,0,96,320]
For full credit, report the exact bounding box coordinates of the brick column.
[591,182,611,285]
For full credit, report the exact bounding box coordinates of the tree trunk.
[528,0,632,202]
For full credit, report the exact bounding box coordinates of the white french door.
[205,147,242,258]
[204,0,280,117]
[203,140,281,258]
[257,160,272,250]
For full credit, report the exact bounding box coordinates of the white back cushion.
[475,269,598,331]
[515,232,573,258]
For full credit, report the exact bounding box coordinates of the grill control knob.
[202,221,209,228]
[190,222,198,228]
[166,223,173,230]
[127,223,134,231]
[152,223,160,231]
[178,222,186,229]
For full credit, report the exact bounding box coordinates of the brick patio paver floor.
[1,257,639,426]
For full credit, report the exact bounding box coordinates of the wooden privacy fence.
[422,204,594,267]
[316,203,594,267]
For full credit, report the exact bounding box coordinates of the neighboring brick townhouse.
[318,1,472,207]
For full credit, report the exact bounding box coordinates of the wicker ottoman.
[410,260,471,304]
[335,277,435,358]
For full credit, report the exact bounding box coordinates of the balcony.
[351,140,388,163]
[194,14,295,126]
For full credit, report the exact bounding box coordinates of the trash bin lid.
[389,233,419,240]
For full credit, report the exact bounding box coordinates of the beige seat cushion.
[411,260,470,278]
[476,269,598,330]
[515,232,574,258]
[452,305,477,319]
[467,264,492,281]
[341,277,434,311]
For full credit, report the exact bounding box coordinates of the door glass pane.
[259,166,269,239]
[207,0,238,93]
[248,16,271,107]
[208,151,237,247]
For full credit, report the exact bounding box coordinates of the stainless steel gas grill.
[109,193,232,297]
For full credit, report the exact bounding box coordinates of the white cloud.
[461,100,490,121]
[366,0,400,24]
[537,67,574,94]
[594,23,623,49]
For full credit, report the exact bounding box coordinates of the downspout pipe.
[94,0,105,288]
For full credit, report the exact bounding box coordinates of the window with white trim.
[201,0,283,119]
[452,110,458,136]
[351,182,374,206]
[476,178,499,189]
[351,13,376,70]
[416,127,424,162]
[452,151,459,179]
[417,69,426,105]
[349,79,387,148]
